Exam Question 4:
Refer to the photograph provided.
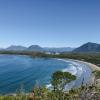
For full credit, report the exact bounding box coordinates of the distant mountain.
[44,47,75,53]
[27,46,74,52]
[73,42,100,52]
[1,45,75,53]
[27,45,44,52]
[0,48,4,50]
[6,45,27,51]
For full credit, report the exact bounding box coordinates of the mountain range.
[1,45,75,53]
[0,42,100,53]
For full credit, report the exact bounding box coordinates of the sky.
[0,0,100,48]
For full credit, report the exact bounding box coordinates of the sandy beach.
[74,60,100,71]
[64,58,100,71]
[58,58,100,72]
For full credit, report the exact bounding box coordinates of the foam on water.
[57,59,83,76]
[46,59,91,90]
[62,64,77,75]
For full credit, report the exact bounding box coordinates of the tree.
[51,71,76,91]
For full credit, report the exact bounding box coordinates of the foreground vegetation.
[0,70,100,100]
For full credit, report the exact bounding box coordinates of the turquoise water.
[0,55,91,94]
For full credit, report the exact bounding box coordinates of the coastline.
[60,58,100,88]
[73,60,100,71]
[57,58,100,71]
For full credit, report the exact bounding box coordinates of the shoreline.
[73,59,100,71]
[57,58,100,71]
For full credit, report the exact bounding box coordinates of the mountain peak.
[73,42,100,52]
[6,45,27,51]
[27,45,43,52]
